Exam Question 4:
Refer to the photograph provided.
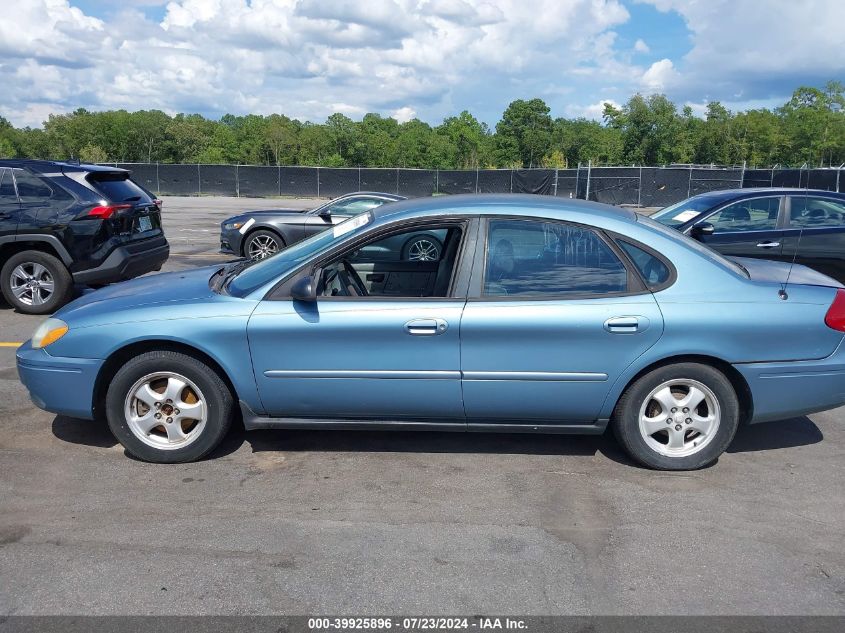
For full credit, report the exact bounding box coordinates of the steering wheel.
[340,260,368,296]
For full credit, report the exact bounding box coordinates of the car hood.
[55,266,222,319]
[224,209,308,223]
[731,256,843,288]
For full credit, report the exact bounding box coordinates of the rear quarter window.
[88,173,152,203]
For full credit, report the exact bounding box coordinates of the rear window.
[88,172,152,203]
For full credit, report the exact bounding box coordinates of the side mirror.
[318,207,332,217]
[690,222,715,239]
[290,275,316,301]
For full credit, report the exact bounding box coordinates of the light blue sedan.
[16,194,845,469]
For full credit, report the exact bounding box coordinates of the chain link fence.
[107,163,845,207]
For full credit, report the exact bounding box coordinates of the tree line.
[1,81,843,169]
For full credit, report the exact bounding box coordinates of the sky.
[0,0,843,129]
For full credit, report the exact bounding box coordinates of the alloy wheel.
[9,262,55,307]
[248,234,279,259]
[638,378,721,458]
[407,239,440,261]
[124,372,208,450]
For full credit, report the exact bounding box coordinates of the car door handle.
[604,316,644,334]
[405,318,448,336]
[756,241,780,248]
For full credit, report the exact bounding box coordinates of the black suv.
[0,160,169,314]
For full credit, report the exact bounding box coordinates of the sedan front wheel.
[105,351,233,463]
[244,230,283,260]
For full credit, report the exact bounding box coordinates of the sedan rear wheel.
[105,350,233,463]
[612,363,739,470]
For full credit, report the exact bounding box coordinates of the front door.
[694,196,787,262]
[248,222,471,420]
[460,218,664,424]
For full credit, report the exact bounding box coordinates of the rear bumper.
[16,342,102,420]
[736,338,845,423]
[72,237,169,285]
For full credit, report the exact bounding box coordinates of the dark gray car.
[220,192,433,260]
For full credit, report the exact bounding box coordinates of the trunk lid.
[730,256,843,288]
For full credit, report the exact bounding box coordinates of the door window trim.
[683,195,786,235]
[467,216,648,302]
[264,216,477,302]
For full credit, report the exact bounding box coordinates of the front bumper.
[219,227,242,256]
[16,342,103,420]
[736,337,845,423]
[72,237,170,285]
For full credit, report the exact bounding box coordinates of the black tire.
[402,234,443,261]
[0,250,73,315]
[243,229,284,260]
[611,363,740,470]
[105,350,233,463]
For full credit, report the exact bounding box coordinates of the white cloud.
[391,106,417,123]
[633,38,649,54]
[565,99,620,121]
[639,0,845,102]
[641,58,679,91]
[0,0,640,127]
[2,0,843,129]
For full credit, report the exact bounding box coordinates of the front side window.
[318,225,462,298]
[705,198,779,232]
[483,219,628,297]
[328,197,386,217]
[790,197,845,228]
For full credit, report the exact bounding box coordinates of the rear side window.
[483,219,628,297]
[790,197,845,227]
[13,171,53,201]
[88,172,152,203]
[618,241,671,289]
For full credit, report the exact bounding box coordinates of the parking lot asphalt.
[1,196,844,615]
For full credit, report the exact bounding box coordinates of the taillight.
[87,203,132,219]
[153,199,163,208]
[824,288,845,331]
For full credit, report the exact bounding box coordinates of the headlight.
[31,318,69,349]
[223,221,244,230]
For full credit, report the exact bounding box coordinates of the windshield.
[650,195,723,227]
[636,213,748,278]
[226,211,374,297]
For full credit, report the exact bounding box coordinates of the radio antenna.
[779,173,809,300]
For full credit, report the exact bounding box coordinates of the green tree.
[495,99,553,167]
[79,143,108,163]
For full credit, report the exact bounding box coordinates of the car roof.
[333,191,406,201]
[689,188,845,202]
[0,159,128,175]
[371,193,637,225]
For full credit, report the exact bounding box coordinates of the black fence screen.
[109,163,845,207]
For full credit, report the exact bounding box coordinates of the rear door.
[459,218,664,425]
[782,195,845,283]
[694,196,787,260]
[86,171,163,242]
[0,168,21,239]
